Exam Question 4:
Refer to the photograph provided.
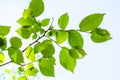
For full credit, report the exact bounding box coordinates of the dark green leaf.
[58,13,69,30]
[68,30,84,48]
[0,26,10,36]
[8,47,24,64]
[0,35,7,50]
[38,58,54,76]
[29,0,44,17]
[40,18,50,27]
[0,52,5,64]
[79,13,105,32]
[25,46,35,61]
[56,30,68,44]
[25,64,38,76]
[91,28,111,43]
[10,37,22,49]
[60,48,76,72]
[47,30,56,37]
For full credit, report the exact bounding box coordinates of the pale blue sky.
[0,0,120,80]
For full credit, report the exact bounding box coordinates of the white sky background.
[0,0,120,80]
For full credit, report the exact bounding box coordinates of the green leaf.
[0,26,10,36]
[68,30,84,48]
[32,23,42,32]
[34,42,41,54]
[18,66,24,72]
[91,28,111,43]
[10,37,22,49]
[25,46,35,61]
[40,18,50,27]
[58,13,69,30]
[17,16,35,26]
[47,30,56,37]
[25,64,38,76]
[8,47,24,64]
[18,76,27,80]
[56,30,68,44]
[69,48,86,59]
[16,27,32,39]
[22,8,32,19]
[29,0,44,17]
[0,52,5,64]
[79,13,105,32]
[60,48,76,72]
[38,58,54,76]
[39,40,55,58]
[32,33,37,40]
[0,35,7,50]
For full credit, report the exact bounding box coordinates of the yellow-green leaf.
[0,52,5,64]
[0,26,10,36]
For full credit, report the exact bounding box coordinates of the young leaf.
[8,47,24,64]
[60,48,76,72]
[10,37,22,49]
[58,13,69,30]
[79,13,105,32]
[68,30,84,48]
[25,46,35,61]
[38,58,54,76]
[25,64,38,76]
[0,52,5,64]
[0,26,10,36]
[22,8,31,19]
[91,28,111,43]
[40,18,50,27]
[18,76,27,80]
[29,0,44,17]
[56,30,68,44]
[32,33,37,40]
[69,48,86,59]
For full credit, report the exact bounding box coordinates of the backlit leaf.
[0,52,5,64]
[22,8,31,19]
[29,0,44,17]
[25,64,38,76]
[25,46,35,61]
[32,33,37,40]
[40,18,50,27]
[60,48,76,72]
[55,30,68,44]
[34,42,41,54]
[58,13,69,30]
[68,30,84,48]
[10,37,22,49]
[18,76,27,80]
[38,58,54,76]
[79,13,105,32]
[8,47,24,64]
[0,26,10,36]
[91,28,111,43]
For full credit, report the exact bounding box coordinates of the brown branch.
[0,18,54,67]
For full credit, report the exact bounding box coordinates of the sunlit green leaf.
[16,27,32,39]
[32,23,42,32]
[58,13,69,30]
[8,47,24,64]
[18,76,27,80]
[38,58,54,76]
[0,52,5,64]
[0,35,7,50]
[29,0,44,17]
[68,30,84,48]
[56,30,68,44]
[25,46,35,61]
[17,16,35,26]
[25,64,38,76]
[60,48,76,72]
[34,42,41,54]
[22,8,31,19]
[69,48,86,59]
[0,26,10,36]
[40,18,50,27]
[18,66,24,72]
[10,37,22,49]
[79,13,105,32]
[91,28,111,43]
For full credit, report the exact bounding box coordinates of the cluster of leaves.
[0,0,111,79]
